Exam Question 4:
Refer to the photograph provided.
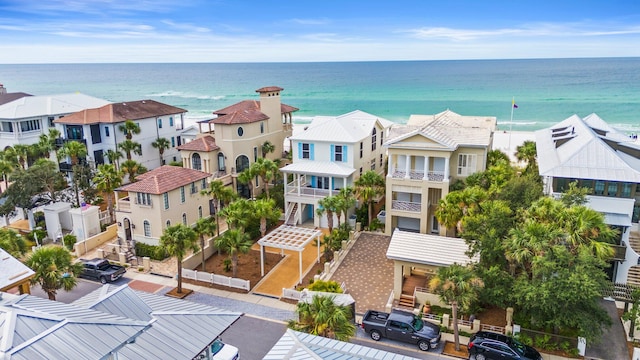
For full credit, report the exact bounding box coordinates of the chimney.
[0,84,6,95]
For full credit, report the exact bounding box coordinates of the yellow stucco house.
[383,110,496,235]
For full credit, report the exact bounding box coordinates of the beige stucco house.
[114,165,211,245]
[383,110,496,235]
[194,86,297,198]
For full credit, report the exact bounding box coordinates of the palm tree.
[336,187,356,227]
[120,159,147,183]
[429,264,484,351]
[119,120,141,140]
[316,196,339,233]
[13,144,30,169]
[105,149,124,171]
[214,228,252,278]
[237,167,256,199]
[159,224,199,294]
[354,170,385,226]
[253,198,280,238]
[193,216,217,271]
[287,294,356,341]
[93,164,123,223]
[250,157,279,198]
[118,139,142,160]
[201,179,236,236]
[261,140,275,158]
[0,228,27,257]
[38,128,61,160]
[0,160,14,193]
[218,198,252,231]
[25,245,83,301]
[151,137,171,165]
[59,140,87,166]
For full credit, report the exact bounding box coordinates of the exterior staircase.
[118,237,138,265]
[398,294,416,309]
[627,231,640,286]
[285,203,299,226]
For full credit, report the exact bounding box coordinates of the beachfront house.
[55,100,186,172]
[0,92,109,150]
[196,86,297,198]
[536,113,640,285]
[113,165,211,246]
[280,110,393,228]
[383,109,496,235]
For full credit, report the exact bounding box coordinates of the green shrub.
[223,258,232,272]
[534,334,551,349]
[369,218,384,231]
[307,280,343,293]
[134,242,168,261]
[63,234,77,251]
[514,333,533,346]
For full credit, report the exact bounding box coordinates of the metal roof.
[386,229,478,267]
[0,248,34,291]
[604,212,632,227]
[290,110,393,143]
[280,161,356,177]
[536,114,640,182]
[264,329,422,360]
[0,93,110,119]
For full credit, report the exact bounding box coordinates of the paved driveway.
[330,232,394,315]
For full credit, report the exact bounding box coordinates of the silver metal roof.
[386,229,478,267]
[281,161,356,177]
[0,248,35,291]
[0,93,110,120]
[290,110,393,143]
[264,329,422,359]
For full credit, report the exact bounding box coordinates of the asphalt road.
[219,315,287,360]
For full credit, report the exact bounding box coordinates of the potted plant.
[422,301,431,314]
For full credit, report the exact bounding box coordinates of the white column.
[297,173,301,196]
[343,177,347,189]
[283,171,288,194]
[424,156,429,180]
[260,245,265,276]
[404,155,410,179]
[317,234,320,264]
[387,154,393,177]
[444,157,450,181]
[299,250,303,284]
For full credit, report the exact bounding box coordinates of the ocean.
[1,58,639,132]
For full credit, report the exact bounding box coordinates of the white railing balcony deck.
[287,186,335,198]
[117,199,131,212]
[391,200,422,212]
[390,169,445,182]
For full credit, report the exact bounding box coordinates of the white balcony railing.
[391,200,422,212]
[287,187,335,198]
[390,168,445,182]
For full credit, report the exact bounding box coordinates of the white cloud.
[289,18,330,25]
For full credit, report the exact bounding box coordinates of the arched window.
[218,152,226,171]
[235,155,251,198]
[143,220,151,237]
[182,213,187,225]
[166,220,171,228]
[371,128,377,151]
[198,206,203,218]
[192,153,202,170]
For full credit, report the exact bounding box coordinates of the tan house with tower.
[383,110,496,235]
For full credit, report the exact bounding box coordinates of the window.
[201,179,207,189]
[180,186,185,203]
[317,177,330,189]
[260,122,264,134]
[48,116,55,127]
[171,137,175,147]
[380,154,383,167]
[457,154,477,176]
[143,220,151,237]
[191,182,197,194]
[166,220,171,228]
[254,147,258,162]
[237,127,244,136]
[136,192,151,206]
[622,183,633,197]
[371,128,377,151]
[360,167,363,176]
[431,216,439,233]
[380,129,384,146]
[163,193,169,209]
[198,206,203,218]
[1,122,14,133]
[359,142,363,158]
[20,120,40,132]
[182,213,187,225]
[192,153,202,170]
[371,159,376,170]
[169,117,174,127]
[334,145,343,162]
[594,180,605,195]
[302,143,310,159]
[607,182,619,196]
[158,118,162,128]
[105,126,110,137]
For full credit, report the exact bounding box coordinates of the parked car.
[210,339,239,360]
[468,331,542,360]
[78,258,126,284]
[361,309,441,351]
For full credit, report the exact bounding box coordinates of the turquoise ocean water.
[1,58,639,132]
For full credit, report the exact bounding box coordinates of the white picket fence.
[182,268,250,291]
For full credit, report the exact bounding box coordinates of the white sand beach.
[492,130,537,163]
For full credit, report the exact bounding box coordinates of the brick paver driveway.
[330,232,393,316]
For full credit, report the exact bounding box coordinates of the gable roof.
[55,99,187,125]
[176,135,220,152]
[385,109,495,150]
[116,165,210,194]
[0,93,110,120]
[290,110,393,143]
[208,98,299,125]
[0,248,35,291]
[535,113,640,182]
[386,229,478,267]
[264,329,421,360]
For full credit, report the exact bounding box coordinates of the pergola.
[258,225,323,284]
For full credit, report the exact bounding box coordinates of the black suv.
[468,331,542,360]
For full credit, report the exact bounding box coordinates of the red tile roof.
[55,99,187,125]
[256,86,283,93]
[117,165,209,194]
[210,109,269,125]
[176,135,219,152]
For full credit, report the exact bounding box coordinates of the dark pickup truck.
[361,309,441,351]
[79,258,126,284]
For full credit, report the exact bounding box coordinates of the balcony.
[55,138,87,147]
[286,178,338,199]
[391,200,422,212]
[390,169,445,182]
[117,198,131,212]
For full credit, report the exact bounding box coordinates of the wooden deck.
[402,274,429,295]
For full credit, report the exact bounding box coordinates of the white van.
[210,339,239,360]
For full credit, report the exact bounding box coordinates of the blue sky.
[1,0,640,63]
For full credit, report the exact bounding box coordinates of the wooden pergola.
[257,225,323,284]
